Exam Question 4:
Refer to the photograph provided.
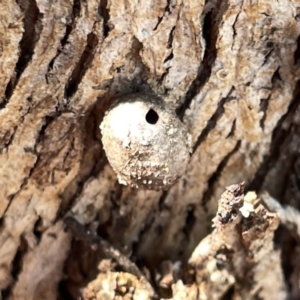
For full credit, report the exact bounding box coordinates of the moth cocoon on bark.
[100,93,192,190]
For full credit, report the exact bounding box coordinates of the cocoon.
[100,93,191,190]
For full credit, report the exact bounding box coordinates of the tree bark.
[0,0,300,299]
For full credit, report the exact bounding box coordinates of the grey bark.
[0,0,300,299]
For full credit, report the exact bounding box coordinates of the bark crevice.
[177,0,227,119]
[2,0,41,109]
[98,0,110,37]
[65,32,99,99]
[192,86,236,153]
[201,140,241,210]
[249,79,300,192]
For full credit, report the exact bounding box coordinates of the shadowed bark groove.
[177,0,227,119]
[65,31,99,99]
[249,79,300,192]
[3,0,41,107]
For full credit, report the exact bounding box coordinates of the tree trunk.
[0,0,300,299]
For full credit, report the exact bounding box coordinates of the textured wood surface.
[0,0,300,299]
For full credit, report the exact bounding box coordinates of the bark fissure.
[182,204,196,239]
[10,236,29,284]
[158,191,169,210]
[176,0,227,119]
[271,67,282,84]
[66,0,81,42]
[261,48,274,67]
[60,165,110,220]
[47,0,81,77]
[231,11,241,50]
[158,26,175,90]
[65,31,99,99]
[249,80,300,192]
[201,139,241,210]
[99,0,110,37]
[259,94,271,130]
[192,86,236,153]
[153,0,172,31]
[0,126,17,151]
[1,0,41,109]
[259,67,281,129]
[226,119,236,139]
[294,35,300,65]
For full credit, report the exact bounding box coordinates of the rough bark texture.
[0,0,300,299]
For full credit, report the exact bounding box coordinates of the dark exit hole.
[145,109,159,124]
